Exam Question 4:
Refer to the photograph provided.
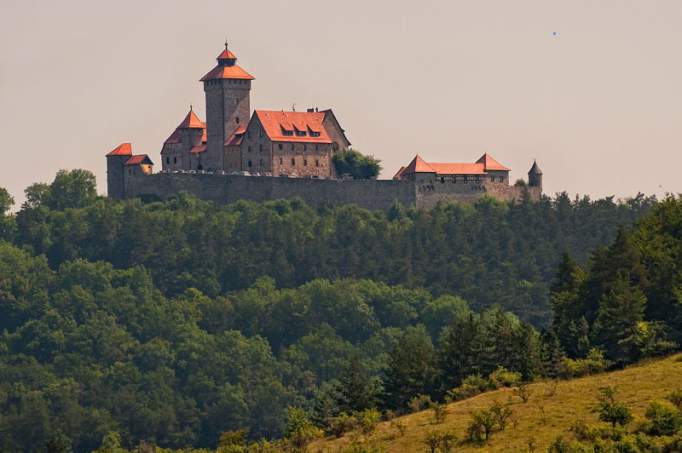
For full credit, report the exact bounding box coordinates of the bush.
[356,409,381,435]
[595,387,632,429]
[332,149,382,180]
[408,394,434,413]
[446,374,493,402]
[514,382,533,403]
[423,430,457,453]
[466,401,512,444]
[329,412,356,438]
[666,390,682,409]
[431,402,448,424]
[488,366,522,388]
[644,401,682,436]
[560,348,608,378]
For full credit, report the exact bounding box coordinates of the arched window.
[247,160,252,167]
[291,158,296,166]
[303,159,308,166]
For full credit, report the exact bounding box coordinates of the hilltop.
[311,354,682,452]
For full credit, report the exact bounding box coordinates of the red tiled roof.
[255,110,332,143]
[397,153,511,178]
[125,154,153,166]
[217,48,237,60]
[225,125,247,146]
[428,163,486,175]
[178,109,205,129]
[163,109,207,145]
[476,153,510,171]
[107,143,133,156]
[403,155,436,174]
[190,145,207,154]
[392,166,406,180]
[200,64,255,81]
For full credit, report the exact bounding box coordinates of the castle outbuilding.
[105,42,543,210]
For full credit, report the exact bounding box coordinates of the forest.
[0,170,679,452]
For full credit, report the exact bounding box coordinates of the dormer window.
[295,130,306,137]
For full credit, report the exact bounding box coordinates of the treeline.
[4,170,655,326]
[550,195,682,365]
[0,171,678,452]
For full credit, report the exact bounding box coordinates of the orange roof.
[403,155,436,174]
[200,64,255,81]
[255,110,333,143]
[163,109,207,145]
[476,153,510,171]
[125,154,153,166]
[397,153,511,178]
[107,143,133,156]
[392,166,406,180]
[217,48,237,60]
[428,163,486,175]
[225,125,247,146]
[178,109,205,129]
[190,145,207,154]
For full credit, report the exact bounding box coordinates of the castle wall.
[122,172,540,211]
[125,173,417,210]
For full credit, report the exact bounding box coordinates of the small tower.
[106,143,133,199]
[528,160,543,190]
[200,42,254,171]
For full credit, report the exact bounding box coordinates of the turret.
[200,43,254,171]
[106,143,133,199]
[528,160,543,190]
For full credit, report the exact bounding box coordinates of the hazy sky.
[1,0,681,205]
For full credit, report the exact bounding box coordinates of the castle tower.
[200,43,254,171]
[528,160,543,190]
[106,143,133,199]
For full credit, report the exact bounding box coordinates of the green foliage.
[560,348,608,378]
[514,382,533,403]
[284,407,321,450]
[488,366,522,388]
[594,386,632,428]
[332,148,382,179]
[423,429,457,453]
[445,374,492,402]
[644,401,682,436]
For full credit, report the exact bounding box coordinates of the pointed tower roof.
[402,155,437,174]
[476,153,511,171]
[106,143,133,156]
[177,107,205,129]
[200,43,254,81]
[528,160,543,175]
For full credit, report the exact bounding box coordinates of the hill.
[311,354,682,452]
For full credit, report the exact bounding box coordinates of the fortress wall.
[416,180,541,209]
[125,173,417,211]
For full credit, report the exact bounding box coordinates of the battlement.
[121,171,540,211]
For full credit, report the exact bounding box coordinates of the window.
[303,144,307,151]
[295,130,306,137]
[464,176,468,182]
[441,177,445,183]
[166,157,170,164]
[236,117,240,124]
[315,159,320,167]
[278,143,283,150]
[173,157,177,164]
[259,144,263,152]
[247,160,252,167]
[291,158,296,166]
[279,157,283,164]
[315,145,319,151]
[303,159,308,166]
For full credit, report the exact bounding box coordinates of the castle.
[106,44,542,210]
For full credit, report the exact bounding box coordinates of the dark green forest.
[0,170,679,452]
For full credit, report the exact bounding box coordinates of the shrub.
[489,401,513,430]
[467,408,497,443]
[431,402,448,424]
[408,394,434,413]
[423,430,457,453]
[329,412,356,438]
[389,419,406,437]
[644,401,682,436]
[595,387,632,429]
[332,149,382,180]
[489,366,522,388]
[446,374,492,402]
[560,348,608,378]
[666,390,682,409]
[514,382,533,403]
[356,408,381,435]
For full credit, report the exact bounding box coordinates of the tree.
[337,355,381,413]
[0,186,15,241]
[47,169,98,210]
[0,187,13,215]
[382,325,437,411]
[332,148,382,179]
[284,407,321,451]
[594,386,632,428]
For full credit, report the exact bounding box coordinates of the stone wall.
[122,172,541,210]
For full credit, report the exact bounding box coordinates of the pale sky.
[1,0,681,205]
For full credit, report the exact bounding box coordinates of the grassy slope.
[310,354,682,453]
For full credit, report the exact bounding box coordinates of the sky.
[1,0,681,206]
